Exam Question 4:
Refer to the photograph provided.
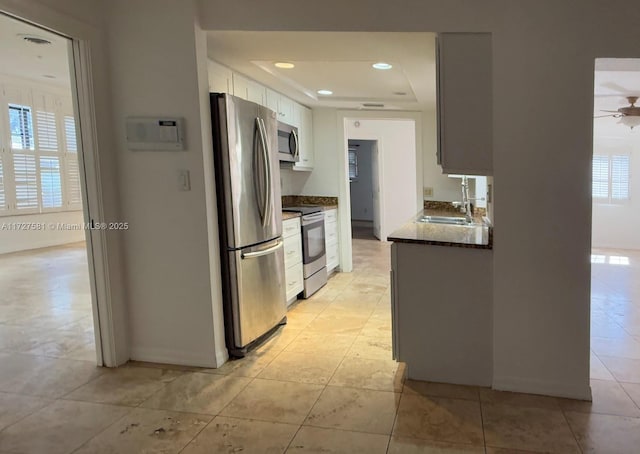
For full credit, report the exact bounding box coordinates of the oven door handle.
[241,239,283,259]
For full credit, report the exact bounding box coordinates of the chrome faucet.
[452,176,485,224]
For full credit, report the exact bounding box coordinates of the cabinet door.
[232,73,249,100]
[437,32,492,175]
[247,80,265,105]
[208,60,232,93]
[293,106,314,171]
[278,96,295,125]
[265,88,279,115]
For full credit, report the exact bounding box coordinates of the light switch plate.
[423,187,434,198]
[179,170,191,191]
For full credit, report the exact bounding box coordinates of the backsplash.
[424,200,487,217]
[282,195,338,207]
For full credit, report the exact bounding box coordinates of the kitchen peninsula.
[388,208,493,386]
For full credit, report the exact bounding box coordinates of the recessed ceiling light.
[274,62,295,69]
[372,62,393,70]
[317,89,333,96]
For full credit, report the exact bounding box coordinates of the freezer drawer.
[228,239,287,350]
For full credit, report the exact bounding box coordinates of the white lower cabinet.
[324,208,339,274]
[283,217,304,305]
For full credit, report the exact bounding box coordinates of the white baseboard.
[492,375,592,400]
[130,346,219,368]
[215,346,229,368]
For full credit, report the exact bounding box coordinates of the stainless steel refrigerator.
[210,93,286,357]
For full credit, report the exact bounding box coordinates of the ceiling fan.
[595,96,640,129]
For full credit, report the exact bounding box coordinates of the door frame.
[337,110,423,273]
[0,5,117,366]
[347,138,385,241]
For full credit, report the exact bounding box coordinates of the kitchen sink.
[417,215,473,226]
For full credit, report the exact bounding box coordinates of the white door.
[371,141,381,240]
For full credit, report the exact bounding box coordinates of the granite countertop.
[387,209,493,249]
[282,211,302,220]
[282,195,338,210]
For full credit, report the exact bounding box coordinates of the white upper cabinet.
[208,60,232,94]
[293,105,314,171]
[207,59,314,170]
[232,73,266,105]
[265,88,279,113]
[265,88,297,126]
[437,32,493,176]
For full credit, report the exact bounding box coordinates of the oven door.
[301,213,326,276]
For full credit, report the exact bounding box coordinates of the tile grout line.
[559,405,585,454]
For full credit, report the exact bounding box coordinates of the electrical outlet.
[423,187,434,198]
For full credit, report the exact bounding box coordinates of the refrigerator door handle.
[258,118,273,226]
[254,117,268,226]
[241,239,283,259]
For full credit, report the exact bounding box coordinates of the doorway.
[0,12,103,365]
[348,139,380,240]
[590,58,640,383]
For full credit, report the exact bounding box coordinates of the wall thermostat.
[126,117,185,151]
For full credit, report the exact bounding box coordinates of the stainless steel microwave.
[277,121,299,162]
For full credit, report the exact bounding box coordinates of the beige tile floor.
[2,242,640,452]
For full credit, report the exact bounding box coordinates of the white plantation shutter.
[592,155,609,199]
[13,153,38,210]
[36,110,58,151]
[0,157,6,211]
[40,156,63,209]
[66,155,82,207]
[611,155,630,201]
[1,87,82,216]
[64,116,77,152]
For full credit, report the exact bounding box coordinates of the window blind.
[592,155,609,199]
[0,157,5,211]
[36,110,58,151]
[611,155,630,200]
[66,155,82,207]
[64,116,77,152]
[13,153,38,210]
[40,156,63,209]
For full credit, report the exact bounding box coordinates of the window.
[592,154,630,203]
[8,104,34,150]
[0,90,82,216]
[348,150,358,181]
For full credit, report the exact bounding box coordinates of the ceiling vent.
[362,103,385,108]
[21,35,52,45]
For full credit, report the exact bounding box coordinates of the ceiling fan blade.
[601,81,633,94]
[600,109,621,113]
[594,114,618,118]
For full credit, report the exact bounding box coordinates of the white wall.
[422,109,465,201]
[105,0,224,367]
[346,118,417,240]
[0,211,85,254]
[592,124,640,250]
[349,140,374,221]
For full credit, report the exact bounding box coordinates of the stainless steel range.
[283,206,327,298]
